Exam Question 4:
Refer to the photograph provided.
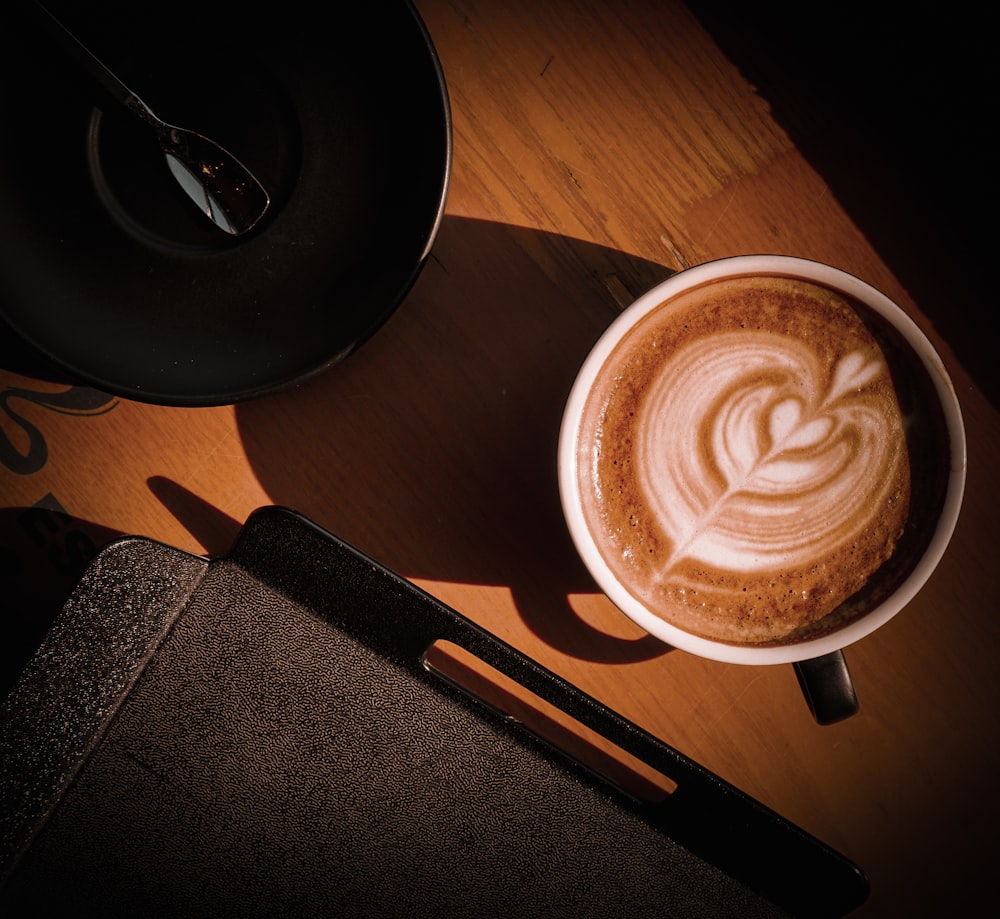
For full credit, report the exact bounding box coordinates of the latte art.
[640,337,892,573]
[578,275,911,644]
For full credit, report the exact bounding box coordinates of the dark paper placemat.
[1,507,868,917]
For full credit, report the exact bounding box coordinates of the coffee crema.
[576,275,912,645]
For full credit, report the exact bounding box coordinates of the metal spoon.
[32,2,270,236]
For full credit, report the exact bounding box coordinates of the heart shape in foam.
[768,400,835,451]
[637,332,897,574]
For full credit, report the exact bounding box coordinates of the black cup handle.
[793,650,859,725]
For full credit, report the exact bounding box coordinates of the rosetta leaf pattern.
[638,332,895,575]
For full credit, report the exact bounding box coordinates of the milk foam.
[576,274,912,644]
[637,332,895,573]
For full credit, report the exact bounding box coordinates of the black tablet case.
[0,507,868,917]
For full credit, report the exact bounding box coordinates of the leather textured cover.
[0,507,867,917]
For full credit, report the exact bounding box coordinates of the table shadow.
[0,505,122,699]
[234,218,673,665]
[688,0,997,408]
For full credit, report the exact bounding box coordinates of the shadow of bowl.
[233,216,674,664]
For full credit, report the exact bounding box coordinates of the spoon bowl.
[128,95,272,236]
[31,0,270,236]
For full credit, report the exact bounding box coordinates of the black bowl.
[0,0,451,405]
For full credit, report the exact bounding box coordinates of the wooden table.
[2,1,996,915]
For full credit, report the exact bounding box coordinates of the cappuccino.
[573,274,913,646]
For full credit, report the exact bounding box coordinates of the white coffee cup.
[559,256,965,709]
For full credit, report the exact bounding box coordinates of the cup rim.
[558,254,967,665]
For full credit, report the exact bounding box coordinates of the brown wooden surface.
[2,1,997,915]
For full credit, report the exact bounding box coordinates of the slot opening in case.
[422,639,677,803]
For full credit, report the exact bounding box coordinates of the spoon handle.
[25,0,270,236]
[29,2,146,114]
